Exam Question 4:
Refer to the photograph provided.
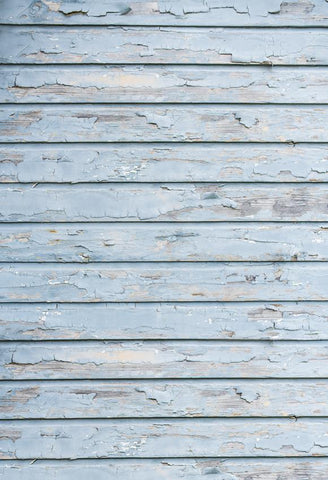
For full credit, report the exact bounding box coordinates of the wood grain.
[1,0,328,26]
[2,183,328,222]
[1,379,328,418]
[1,27,328,65]
[3,105,328,142]
[2,262,328,302]
[1,459,328,480]
[1,223,328,262]
[1,340,328,379]
[1,301,328,341]
[1,419,328,458]
[3,143,328,183]
[2,66,328,104]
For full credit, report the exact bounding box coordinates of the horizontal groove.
[1,25,328,30]
[1,64,327,69]
[3,103,328,108]
[0,416,323,421]
[0,340,328,344]
[1,455,328,462]
[0,103,328,108]
[1,299,327,304]
[2,182,328,186]
[1,141,327,145]
[2,377,328,382]
[2,260,328,264]
[0,457,325,461]
[0,339,325,344]
[2,62,328,67]
[2,141,328,145]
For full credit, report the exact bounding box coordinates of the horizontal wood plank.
[1,27,328,65]
[3,105,328,142]
[1,263,328,302]
[2,183,328,222]
[2,0,328,26]
[3,143,328,183]
[2,66,328,104]
[1,340,328,379]
[1,223,328,262]
[1,419,328,458]
[1,301,328,341]
[1,379,328,418]
[1,459,328,480]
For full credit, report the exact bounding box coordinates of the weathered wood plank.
[1,302,328,341]
[2,184,328,222]
[2,0,328,27]
[1,263,328,303]
[2,223,328,262]
[1,459,328,480]
[1,27,328,65]
[3,143,328,183]
[2,66,328,104]
[1,419,328,458]
[1,340,328,379]
[3,105,328,143]
[1,379,328,418]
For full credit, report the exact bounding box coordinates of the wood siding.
[1,1,328,478]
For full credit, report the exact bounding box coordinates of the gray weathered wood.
[3,105,328,143]
[1,27,328,65]
[1,223,328,262]
[1,419,328,458]
[2,66,328,104]
[1,340,328,379]
[1,459,328,480]
[3,144,328,183]
[1,263,328,302]
[1,302,328,341]
[1,379,328,418]
[2,184,328,222]
[2,0,328,27]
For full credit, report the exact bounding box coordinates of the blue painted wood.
[0,1,327,476]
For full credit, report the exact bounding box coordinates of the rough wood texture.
[2,0,328,26]
[4,105,328,142]
[1,340,328,379]
[2,66,328,104]
[1,302,328,341]
[1,27,328,65]
[1,459,328,480]
[3,144,328,183]
[1,419,328,458]
[2,184,328,222]
[1,223,328,262]
[1,379,328,419]
[1,263,328,302]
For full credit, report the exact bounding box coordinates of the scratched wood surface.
[4,106,328,142]
[1,340,327,380]
[3,144,328,183]
[2,66,328,104]
[2,380,328,418]
[2,263,328,302]
[2,27,328,65]
[2,0,328,26]
[2,184,328,222]
[2,459,328,480]
[1,1,328,477]
[1,302,328,341]
[1,419,328,458]
[2,223,328,262]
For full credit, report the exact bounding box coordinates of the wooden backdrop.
[1,0,328,478]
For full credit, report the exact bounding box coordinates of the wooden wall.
[1,1,328,478]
